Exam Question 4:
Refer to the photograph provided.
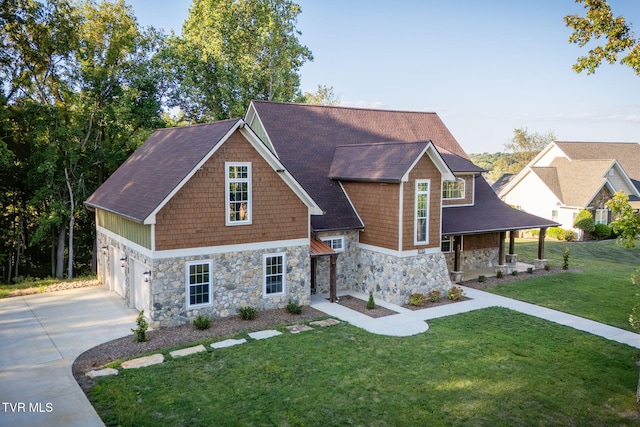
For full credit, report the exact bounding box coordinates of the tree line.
[1,0,322,283]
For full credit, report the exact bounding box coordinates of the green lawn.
[489,239,640,331]
[89,308,639,426]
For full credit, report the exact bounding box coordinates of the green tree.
[564,0,640,75]
[164,0,313,122]
[296,84,340,105]
[605,191,640,248]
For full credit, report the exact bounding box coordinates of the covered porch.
[448,228,549,282]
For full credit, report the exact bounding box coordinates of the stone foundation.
[445,248,499,272]
[313,230,358,295]
[355,248,452,305]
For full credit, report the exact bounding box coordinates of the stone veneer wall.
[97,230,310,328]
[355,248,453,305]
[151,244,310,328]
[444,248,499,271]
[313,230,359,295]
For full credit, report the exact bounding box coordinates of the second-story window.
[442,178,465,200]
[415,180,430,244]
[226,163,251,225]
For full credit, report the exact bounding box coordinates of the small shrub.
[530,229,540,238]
[193,314,211,330]
[511,270,518,276]
[409,293,426,306]
[478,275,486,283]
[448,286,464,301]
[562,247,571,270]
[527,267,534,274]
[286,298,303,314]
[561,230,576,242]
[547,227,563,240]
[239,306,256,320]
[573,209,596,233]
[496,270,504,279]
[366,293,376,310]
[544,263,550,271]
[593,223,612,240]
[426,290,441,303]
[132,310,149,342]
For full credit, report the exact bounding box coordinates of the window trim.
[263,253,286,297]
[225,162,252,226]
[321,236,345,252]
[185,260,213,308]
[414,179,430,245]
[595,209,608,225]
[441,235,453,253]
[442,178,465,200]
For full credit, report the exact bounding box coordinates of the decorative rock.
[285,324,314,334]
[211,338,247,349]
[121,353,164,369]
[170,344,206,358]
[310,318,341,327]
[86,368,118,378]
[248,330,282,340]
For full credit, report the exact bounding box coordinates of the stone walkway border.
[88,320,342,376]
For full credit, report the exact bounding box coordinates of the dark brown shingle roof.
[443,176,559,234]
[249,101,473,231]
[329,141,430,182]
[86,119,241,223]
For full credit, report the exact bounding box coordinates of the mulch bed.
[458,267,580,290]
[334,295,399,318]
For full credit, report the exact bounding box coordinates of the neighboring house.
[497,141,640,236]
[86,102,556,328]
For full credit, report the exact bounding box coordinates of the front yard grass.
[88,307,639,426]
[488,239,640,331]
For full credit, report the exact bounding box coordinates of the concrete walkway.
[310,288,640,349]
[0,285,138,427]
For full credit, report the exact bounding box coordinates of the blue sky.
[127,0,640,153]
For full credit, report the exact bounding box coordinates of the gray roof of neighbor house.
[443,176,559,234]
[249,101,553,233]
[85,119,241,223]
[555,141,640,180]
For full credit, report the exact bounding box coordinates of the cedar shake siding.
[402,155,442,251]
[155,131,308,250]
[464,233,500,251]
[341,181,400,250]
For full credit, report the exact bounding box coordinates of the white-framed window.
[226,162,251,225]
[551,210,558,221]
[186,260,212,307]
[321,236,344,252]
[415,180,430,244]
[595,209,608,225]
[441,235,453,253]
[442,178,465,200]
[264,253,286,296]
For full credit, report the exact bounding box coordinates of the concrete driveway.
[0,285,138,427]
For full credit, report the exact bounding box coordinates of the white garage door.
[110,247,126,298]
[131,259,150,313]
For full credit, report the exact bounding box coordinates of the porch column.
[509,231,515,255]
[538,227,546,259]
[535,227,548,269]
[454,236,462,272]
[498,231,506,266]
[329,254,337,303]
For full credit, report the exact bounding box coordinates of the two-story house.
[86,102,557,327]
[497,141,640,236]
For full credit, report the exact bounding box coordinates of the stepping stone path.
[248,330,282,340]
[285,324,314,334]
[121,353,164,369]
[86,368,118,378]
[211,338,247,349]
[93,319,341,376]
[170,344,206,358]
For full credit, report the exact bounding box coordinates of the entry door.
[131,259,150,313]
[110,247,126,298]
